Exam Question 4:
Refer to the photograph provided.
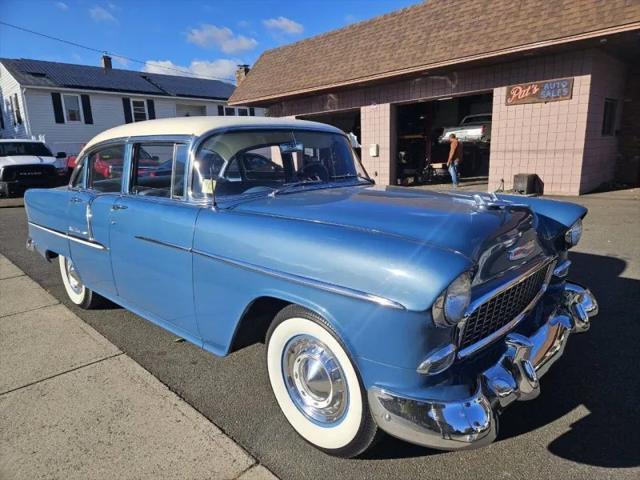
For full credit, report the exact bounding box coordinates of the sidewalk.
[0,254,277,480]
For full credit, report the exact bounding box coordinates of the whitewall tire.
[58,255,104,309]
[266,305,379,457]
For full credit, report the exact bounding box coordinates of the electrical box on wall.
[369,144,379,157]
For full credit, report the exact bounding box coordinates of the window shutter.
[13,94,23,125]
[0,109,4,129]
[146,99,156,119]
[122,97,133,123]
[81,94,93,124]
[51,92,65,124]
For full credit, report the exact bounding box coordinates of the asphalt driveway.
[1,189,638,480]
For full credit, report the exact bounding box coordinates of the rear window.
[0,142,53,157]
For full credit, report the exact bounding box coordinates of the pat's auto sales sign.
[506,78,574,105]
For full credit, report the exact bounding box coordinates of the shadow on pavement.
[498,251,639,468]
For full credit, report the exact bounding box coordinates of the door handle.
[70,196,84,203]
[111,204,128,211]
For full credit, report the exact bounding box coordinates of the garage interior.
[395,92,492,186]
[298,109,362,158]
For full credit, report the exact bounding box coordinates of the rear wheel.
[266,305,379,457]
[58,255,104,309]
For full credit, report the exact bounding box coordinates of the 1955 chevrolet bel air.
[24,117,598,457]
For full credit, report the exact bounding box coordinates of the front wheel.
[58,255,104,309]
[266,305,379,457]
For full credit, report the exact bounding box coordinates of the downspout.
[20,87,33,140]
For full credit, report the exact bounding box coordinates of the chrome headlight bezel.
[432,272,472,328]
[565,219,583,247]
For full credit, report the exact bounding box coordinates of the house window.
[249,107,255,116]
[601,98,617,136]
[217,105,224,116]
[62,94,82,122]
[237,108,248,117]
[132,99,148,122]
[225,107,235,116]
[11,94,23,125]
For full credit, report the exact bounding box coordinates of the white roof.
[0,138,45,143]
[84,116,343,150]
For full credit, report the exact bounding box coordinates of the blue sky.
[0,0,418,83]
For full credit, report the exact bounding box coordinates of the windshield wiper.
[330,173,375,184]
[271,179,325,196]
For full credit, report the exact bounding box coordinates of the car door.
[66,143,125,299]
[109,141,201,340]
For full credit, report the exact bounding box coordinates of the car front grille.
[0,165,56,182]
[459,262,552,352]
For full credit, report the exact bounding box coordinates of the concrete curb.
[0,254,278,480]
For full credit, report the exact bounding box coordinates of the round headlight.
[432,272,472,327]
[565,219,583,247]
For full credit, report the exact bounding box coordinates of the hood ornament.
[473,193,528,211]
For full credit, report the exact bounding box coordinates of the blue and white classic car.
[24,117,598,457]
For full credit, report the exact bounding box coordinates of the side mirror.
[56,152,67,158]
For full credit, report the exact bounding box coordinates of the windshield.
[0,142,53,157]
[191,129,370,199]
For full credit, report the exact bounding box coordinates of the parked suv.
[0,139,68,196]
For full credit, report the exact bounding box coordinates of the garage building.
[229,0,640,195]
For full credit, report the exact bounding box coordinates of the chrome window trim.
[187,126,367,205]
[456,257,556,358]
[28,222,107,250]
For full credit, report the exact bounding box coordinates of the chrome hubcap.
[282,335,348,425]
[64,258,83,295]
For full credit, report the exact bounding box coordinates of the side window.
[88,144,125,193]
[172,144,188,198]
[71,157,87,188]
[131,143,187,199]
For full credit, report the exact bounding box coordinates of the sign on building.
[506,78,574,105]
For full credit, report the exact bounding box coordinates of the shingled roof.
[229,0,640,105]
[0,58,235,101]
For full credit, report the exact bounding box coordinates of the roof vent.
[101,55,113,70]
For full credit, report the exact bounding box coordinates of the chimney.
[235,64,250,84]
[101,54,113,70]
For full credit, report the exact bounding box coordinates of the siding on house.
[6,87,242,155]
[0,63,29,139]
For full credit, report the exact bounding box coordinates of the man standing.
[447,133,463,188]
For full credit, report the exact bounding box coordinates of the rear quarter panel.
[24,187,71,258]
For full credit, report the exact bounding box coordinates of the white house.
[0,56,263,156]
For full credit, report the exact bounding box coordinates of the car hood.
[0,155,58,167]
[230,185,540,264]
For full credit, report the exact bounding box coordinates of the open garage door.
[396,93,492,187]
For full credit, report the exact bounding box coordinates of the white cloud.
[89,6,117,23]
[186,24,257,54]
[263,16,303,35]
[143,59,238,82]
[237,20,250,28]
[112,55,130,67]
[55,1,69,10]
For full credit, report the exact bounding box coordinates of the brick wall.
[489,75,591,195]
[361,104,396,185]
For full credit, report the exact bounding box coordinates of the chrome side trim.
[192,248,406,310]
[135,235,191,252]
[28,222,107,250]
[457,258,556,358]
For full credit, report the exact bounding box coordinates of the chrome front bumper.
[368,282,598,451]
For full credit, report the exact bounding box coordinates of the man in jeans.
[447,133,463,188]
